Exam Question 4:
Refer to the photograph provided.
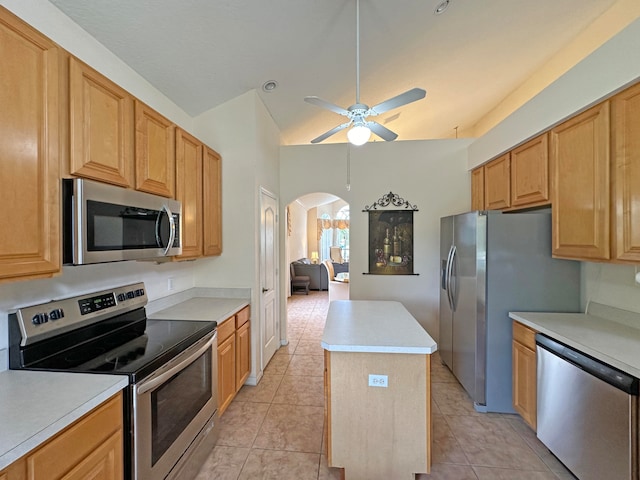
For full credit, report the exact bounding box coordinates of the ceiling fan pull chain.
[355,0,360,105]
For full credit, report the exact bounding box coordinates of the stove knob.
[31,313,49,325]
[49,308,64,321]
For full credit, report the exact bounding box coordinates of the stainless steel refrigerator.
[439,210,580,413]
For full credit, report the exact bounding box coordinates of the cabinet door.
[511,134,550,208]
[134,100,175,197]
[484,154,511,210]
[0,8,60,282]
[512,322,537,431]
[550,102,610,260]
[0,459,26,480]
[203,146,222,256]
[58,431,122,480]
[218,333,236,415]
[235,321,251,390]
[27,393,123,480]
[175,128,203,259]
[612,83,640,262]
[471,166,485,210]
[69,57,133,187]
[512,341,536,431]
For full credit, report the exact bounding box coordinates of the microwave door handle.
[136,332,216,395]
[155,205,176,256]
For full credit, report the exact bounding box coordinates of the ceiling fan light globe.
[347,125,371,146]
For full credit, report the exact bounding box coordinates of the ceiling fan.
[305,0,427,146]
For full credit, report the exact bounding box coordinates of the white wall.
[280,139,473,340]
[193,90,281,382]
[469,16,640,168]
[0,4,281,380]
[0,0,202,365]
[287,201,308,264]
[467,16,640,316]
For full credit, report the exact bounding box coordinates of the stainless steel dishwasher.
[536,334,639,480]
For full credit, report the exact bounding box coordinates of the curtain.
[317,219,349,240]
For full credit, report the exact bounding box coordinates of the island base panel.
[327,350,431,479]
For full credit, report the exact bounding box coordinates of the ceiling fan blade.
[369,88,427,115]
[310,122,351,144]
[367,121,398,142]
[304,96,350,116]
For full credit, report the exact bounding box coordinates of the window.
[335,206,349,262]
[320,213,332,261]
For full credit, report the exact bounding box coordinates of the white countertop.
[321,300,437,354]
[0,371,127,470]
[148,297,249,324]
[510,304,640,378]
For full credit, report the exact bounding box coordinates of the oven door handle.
[136,331,216,395]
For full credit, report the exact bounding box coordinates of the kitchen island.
[321,300,437,480]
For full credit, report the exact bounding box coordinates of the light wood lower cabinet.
[235,307,251,388]
[217,319,236,415]
[217,306,251,415]
[0,393,123,480]
[512,321,537,431]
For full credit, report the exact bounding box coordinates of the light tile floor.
[195,291,576,480]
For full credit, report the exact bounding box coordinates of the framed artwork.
[363,192,418,275]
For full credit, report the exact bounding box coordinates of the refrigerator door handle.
[449,245,458,310]
[445,245,455,310]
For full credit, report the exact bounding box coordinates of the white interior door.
[260,188,279,371]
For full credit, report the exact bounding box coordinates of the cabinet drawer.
[235,306,250,329]
[513,321,537,350]
[217,317,235,343]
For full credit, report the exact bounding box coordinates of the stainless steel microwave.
[63,178,182,265]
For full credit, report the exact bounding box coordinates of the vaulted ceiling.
[49,0,625,145]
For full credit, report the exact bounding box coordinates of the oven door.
[133,330,217,480]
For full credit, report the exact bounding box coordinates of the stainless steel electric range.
[8,282,218,480]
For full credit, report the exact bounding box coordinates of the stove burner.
[65,347,107,365]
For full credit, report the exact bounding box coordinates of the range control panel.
[13,282,147,346]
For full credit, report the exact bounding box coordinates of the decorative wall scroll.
[363,192,418,275]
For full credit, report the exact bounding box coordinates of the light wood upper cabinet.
[510,134,550,208]
[69,56,134,187]
[175,128,203,259]
[484,154,511,210]
[612,82,640,263]
[203,146,222,256]
[471,166,485,210]
[551,102,610,261]
[0,7,61,283]
[134,100,175,197]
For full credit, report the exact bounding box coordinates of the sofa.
[291,259,328,290]
[291,258,349,291]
